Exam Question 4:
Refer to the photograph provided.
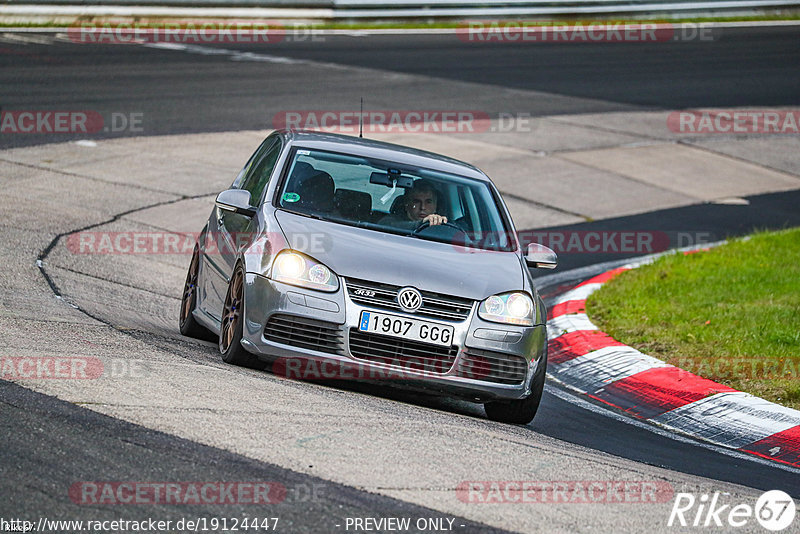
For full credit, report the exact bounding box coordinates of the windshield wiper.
[279,208,328,222]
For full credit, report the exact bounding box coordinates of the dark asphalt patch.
[0,380,508,534]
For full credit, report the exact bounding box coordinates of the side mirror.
[525,243,557,269]
[215,189,257,218]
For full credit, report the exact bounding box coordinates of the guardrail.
[335,0,800,17]
[2,0,799,18]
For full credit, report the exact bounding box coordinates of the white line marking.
[653,391,800,449]
[547,313,597,339]
[0,32,54,45]
[552,345,669,392]
[142,42,301,64]
[142,42,187,51]
[552,282,603,305]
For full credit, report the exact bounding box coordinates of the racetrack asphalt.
[1,25,799,148]
[1,26,799,532]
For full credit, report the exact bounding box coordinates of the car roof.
[276,129,491,182]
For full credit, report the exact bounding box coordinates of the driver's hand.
[423,214,448,226]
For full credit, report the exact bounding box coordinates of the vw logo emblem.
[397,287,422,313]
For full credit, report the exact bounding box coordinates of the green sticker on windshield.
[283,192,300,203]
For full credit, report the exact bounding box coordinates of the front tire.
[484,349,547,425]
[179,246,214,340]
[219,265,262,368]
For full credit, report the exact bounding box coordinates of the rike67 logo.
[668,490,795,531]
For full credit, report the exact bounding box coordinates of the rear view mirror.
[369,172,414,189]
[215,189,257,217]
[525,243,557,269]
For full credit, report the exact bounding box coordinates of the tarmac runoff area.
[0,111,799,531]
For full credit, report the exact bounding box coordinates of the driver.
[380,179,448,228]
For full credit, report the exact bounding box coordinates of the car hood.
[275,210,523,301]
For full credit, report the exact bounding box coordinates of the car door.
[203,136,283,322]
[200,135,281,321]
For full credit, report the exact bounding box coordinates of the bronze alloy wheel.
[179,246,213,340]
[218,265,261,368]
[220,267,243,354]
[180,248,199,327]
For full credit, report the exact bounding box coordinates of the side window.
[232,138,269,189]
[240,138,281,205]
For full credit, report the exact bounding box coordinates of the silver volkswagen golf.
[180,130,557,424]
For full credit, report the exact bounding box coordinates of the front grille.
[348,329,459,374]
[346,278,473,322]
[455,349,528,385]
[263,314,343,354]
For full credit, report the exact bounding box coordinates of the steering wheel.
[411,220,477,246]
[411,220,464,235]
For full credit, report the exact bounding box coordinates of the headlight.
[478,292,534,326]
[271,250,339,292]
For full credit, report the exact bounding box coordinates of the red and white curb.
[546,260,800,469]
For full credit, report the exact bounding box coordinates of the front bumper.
[240,273,547,401]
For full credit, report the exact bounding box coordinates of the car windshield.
[276,147,516,252]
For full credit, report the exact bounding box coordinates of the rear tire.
[219,265,262,368]
[179,246,215,341]
[484,349,547,425]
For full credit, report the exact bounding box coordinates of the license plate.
[358,311,454,347]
